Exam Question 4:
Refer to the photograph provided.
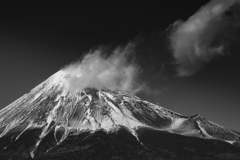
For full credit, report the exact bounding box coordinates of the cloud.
[169,0,240,76]
[61,43,144,94]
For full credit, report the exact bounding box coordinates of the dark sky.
[0,1,240,131]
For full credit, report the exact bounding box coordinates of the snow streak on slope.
[0,70,239,158]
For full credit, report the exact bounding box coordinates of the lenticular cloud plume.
[170,0,240,76]
[62,43,143,94]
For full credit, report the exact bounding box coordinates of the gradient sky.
[0,1,240,131]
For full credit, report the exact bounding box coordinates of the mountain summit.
[0,71,239,160]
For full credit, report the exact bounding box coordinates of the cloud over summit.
[62,43,143,94]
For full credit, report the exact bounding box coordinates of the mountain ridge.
[0,70,239,159]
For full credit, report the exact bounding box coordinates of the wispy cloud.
[169,0,240,76]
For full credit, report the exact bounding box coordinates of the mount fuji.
[0,71,239,160]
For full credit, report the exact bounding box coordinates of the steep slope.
[0,71,239,160]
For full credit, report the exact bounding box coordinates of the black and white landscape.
[0,1,240,160]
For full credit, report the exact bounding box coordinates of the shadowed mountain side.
[0,127,239,160]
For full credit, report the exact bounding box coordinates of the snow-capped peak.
[0,71,239,158]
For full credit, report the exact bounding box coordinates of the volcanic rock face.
[0,71,239,160]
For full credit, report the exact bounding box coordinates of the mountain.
[0,71,239,160]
